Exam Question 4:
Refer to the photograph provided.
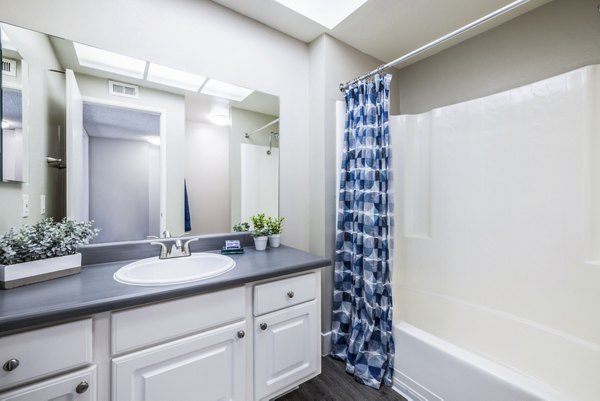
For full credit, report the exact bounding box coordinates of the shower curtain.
[331,74,394,389]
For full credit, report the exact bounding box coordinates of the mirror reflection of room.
[0,22,279,243]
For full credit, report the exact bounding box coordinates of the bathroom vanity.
[0,243,328,401]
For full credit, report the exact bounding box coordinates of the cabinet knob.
[237,330,245,338]
[3,358,19,372]
[75,381,89,394]
[287,291,294,298]
[260,322,268,330]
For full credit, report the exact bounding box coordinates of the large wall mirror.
[0,22,280,243]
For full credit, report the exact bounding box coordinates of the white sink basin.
[114,253,236,286]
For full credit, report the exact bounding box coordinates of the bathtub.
[392,321,571,401]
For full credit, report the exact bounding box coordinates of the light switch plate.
[40,195,46,214]
[22,194,29,217]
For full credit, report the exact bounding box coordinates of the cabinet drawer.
[253,273,316,316]
[112,286,245,355]
[0,319,92,391]
[0,366,96,401]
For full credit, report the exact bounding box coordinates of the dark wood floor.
[276,357,407,401]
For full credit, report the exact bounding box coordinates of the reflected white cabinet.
[0,366,96,401]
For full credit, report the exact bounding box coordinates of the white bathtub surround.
[391,65,600,400]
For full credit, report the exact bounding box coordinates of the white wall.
[185,121,230,235]
[240,144,279,222]
[0,0,311,250]
[392,66,600,401]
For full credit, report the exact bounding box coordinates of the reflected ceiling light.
[1,120,9,129]
[74,42,146,79]
[146,136,161,146]
[273,0,368,29]
[209,114,230,126]
[147,63,207,92]
[201,79,253,102]
[0,27,17,51]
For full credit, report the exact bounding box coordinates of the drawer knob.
[75,381,89,394]
[237,330,245,338]
[260,322,268,330]
[3,358,19,372]
[287,291,294,298]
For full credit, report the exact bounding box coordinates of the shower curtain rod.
[339,0,530,92]
[244,118,280,138]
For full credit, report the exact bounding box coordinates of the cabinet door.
[113,321,246,401]
[0,366,96,401]
[254,300,318,400]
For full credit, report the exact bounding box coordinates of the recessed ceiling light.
[146,136,161,146]
[1,120,9,129]
[209,114,230,126]
[0,27,17,51]
[74,42,147,79]
[147,63,207,92]
[201,79,253,102]
[273,0,368,29]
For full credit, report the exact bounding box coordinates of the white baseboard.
[321,331,331,356]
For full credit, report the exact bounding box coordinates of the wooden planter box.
[0,253,82,289]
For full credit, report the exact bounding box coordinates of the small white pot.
[253,236,268,251]
[268,234,281,248]
[0,253,82,289]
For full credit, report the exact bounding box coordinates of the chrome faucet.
[151,237,198,259]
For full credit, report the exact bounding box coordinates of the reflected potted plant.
[249,213,270,251]
[266,216,284,248]
[232,222,250,233]
[0,218,99,289]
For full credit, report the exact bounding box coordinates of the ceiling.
[212,0,550,67]
[83,103,160,141]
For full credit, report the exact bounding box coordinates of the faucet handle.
[163,230,172,238]
[183,238,199,254]
[150,241,169,259]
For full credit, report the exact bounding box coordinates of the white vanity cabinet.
[0,319,95,401]
[253,272,321,401]
[111,286,247,401]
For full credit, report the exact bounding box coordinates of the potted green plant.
[249,213,270,251]
[0,218,99,289]
[266,216,285,248]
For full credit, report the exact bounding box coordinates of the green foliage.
[0,218,100,265]
[249,213,270,237]
[232,222,250,232]
[266,216,285,235]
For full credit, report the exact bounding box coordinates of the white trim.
[80,95,167,235]
[321,331,331,356]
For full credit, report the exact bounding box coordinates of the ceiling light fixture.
[146,136,161,146]
[273,0,368,30]
[201,79,253,102]
[74,42,147,79]
[209,114,230,126]
[147,63,207,92]
[1,120,9,129]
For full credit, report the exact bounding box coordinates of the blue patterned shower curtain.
[331,74,394,389]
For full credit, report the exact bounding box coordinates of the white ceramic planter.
[268,234,281,248]
[0,253,82,289]
[253,236,268,251]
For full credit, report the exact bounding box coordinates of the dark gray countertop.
[0,245,329,333]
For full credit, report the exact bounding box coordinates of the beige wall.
[397,0,600,114]
[394,0,600,399]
